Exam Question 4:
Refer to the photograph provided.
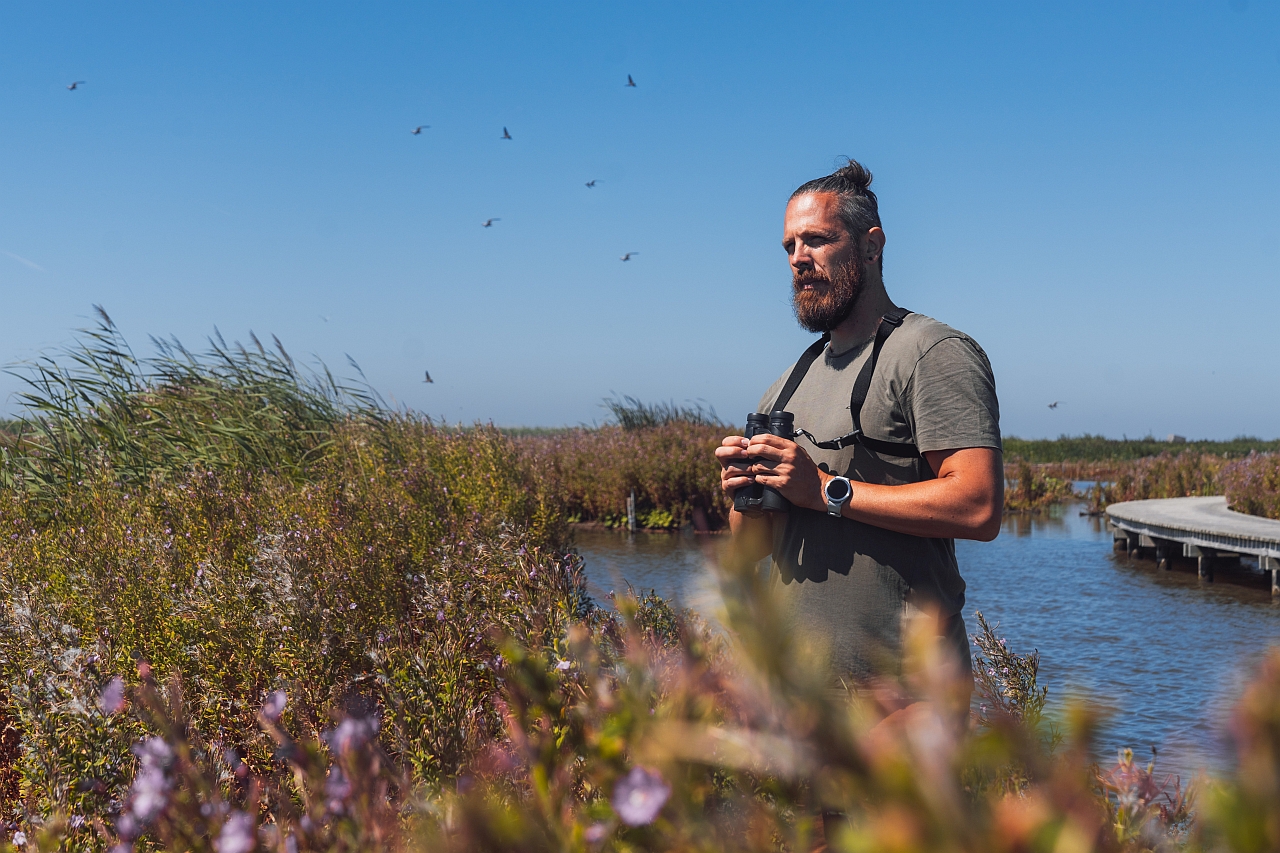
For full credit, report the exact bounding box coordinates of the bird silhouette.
[626,74,636,87]
[1048,401,1062,409]
[482,218,500,228]
[620,252,638,261]
[319,314,329,323]
[66,81,85,90]
[585,179,598,188]
[411,125,429,135]
[423,371,434,384]
[501,127,512,140]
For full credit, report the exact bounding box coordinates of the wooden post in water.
[1265,555,1280,596]
[1198,548,1215,582]
[627,490,636,532]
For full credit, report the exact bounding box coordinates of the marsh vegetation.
[3,317,1280,851]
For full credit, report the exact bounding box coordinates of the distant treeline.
[1002,434,1280,463]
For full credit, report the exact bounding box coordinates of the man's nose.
[790,243,813,270]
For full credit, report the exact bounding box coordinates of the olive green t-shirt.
[755,312,1001,684]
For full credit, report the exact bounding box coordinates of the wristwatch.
[824,476,852,518]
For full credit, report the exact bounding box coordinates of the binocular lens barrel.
[733,411,794,516]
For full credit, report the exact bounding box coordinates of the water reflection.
[573,505,1280,778]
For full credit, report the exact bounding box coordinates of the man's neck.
[828,281,896,355]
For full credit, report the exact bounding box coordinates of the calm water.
[575,505,1280,778]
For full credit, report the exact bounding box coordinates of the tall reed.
[1,306,381,498]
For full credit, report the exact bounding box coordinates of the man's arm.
[745,436,1003,541]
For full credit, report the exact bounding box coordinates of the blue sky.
[2,2,1278,438]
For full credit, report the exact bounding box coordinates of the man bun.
[828,158,874,197]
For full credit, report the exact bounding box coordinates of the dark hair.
[790,158,883,269]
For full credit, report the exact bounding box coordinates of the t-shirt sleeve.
[902,336,1002,454]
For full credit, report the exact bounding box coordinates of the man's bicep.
[925,446,1003,485]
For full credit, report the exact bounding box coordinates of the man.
[715,159,1003,703]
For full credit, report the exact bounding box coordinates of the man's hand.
[743,434,828,513]
[715,435,756,497]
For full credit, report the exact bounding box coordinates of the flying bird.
[66,81,85,90]
[620,252,638,261]
[411,125,429,134]
[501,127,512,140]
[482,218,500,227]
[626,74,636,87]
[585,179,598,188]
[424,371,434,384]
[1048,401,1062,409]
[319,314,329,323]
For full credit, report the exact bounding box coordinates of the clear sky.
[2,2,1278,439]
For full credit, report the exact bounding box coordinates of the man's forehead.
[784,192,844,231]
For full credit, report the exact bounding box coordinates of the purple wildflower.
[555,660,571,671]
[261,689,288,722]
[215,811,256,853]
[99,676,126,715]
[584,822,608,843]
[11,830,27,846]
[612,766,670,826]
[120,737,174,838]
[324,716,379,756]
[436,610,445,622]
[325,765,353,813]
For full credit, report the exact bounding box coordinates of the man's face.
[782,192,863,333]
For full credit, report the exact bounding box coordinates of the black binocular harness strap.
[769,307,920,458]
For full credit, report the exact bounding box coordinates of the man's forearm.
[837,477,1003,540]
[832,448,1004,541]
[725,509,774,571]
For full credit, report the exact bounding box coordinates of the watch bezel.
[824,476,852,516]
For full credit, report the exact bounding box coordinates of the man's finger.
[746,434,792,449]
[715,447,752,465]
[745,443,789,462]
[721,435,750,448]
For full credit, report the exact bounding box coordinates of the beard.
[791,258,864,333]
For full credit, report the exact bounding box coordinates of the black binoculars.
[732,410,794,516]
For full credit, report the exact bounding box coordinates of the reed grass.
[515,422,730,530]
[1,306,381,499]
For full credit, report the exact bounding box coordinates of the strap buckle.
[795,427,862,451]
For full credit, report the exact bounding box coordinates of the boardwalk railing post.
[1265,556,1280,596]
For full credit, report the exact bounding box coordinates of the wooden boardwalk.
[1106,496,1280,591]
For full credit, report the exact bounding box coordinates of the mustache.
[792,269,829,292]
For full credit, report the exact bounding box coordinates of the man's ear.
[864,227,886,263]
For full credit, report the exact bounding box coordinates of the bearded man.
[716,159,1003,707]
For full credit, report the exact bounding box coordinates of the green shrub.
[515,421,729,530]
[0,317,586,844]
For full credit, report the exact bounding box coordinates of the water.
[575,505,1280,778]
